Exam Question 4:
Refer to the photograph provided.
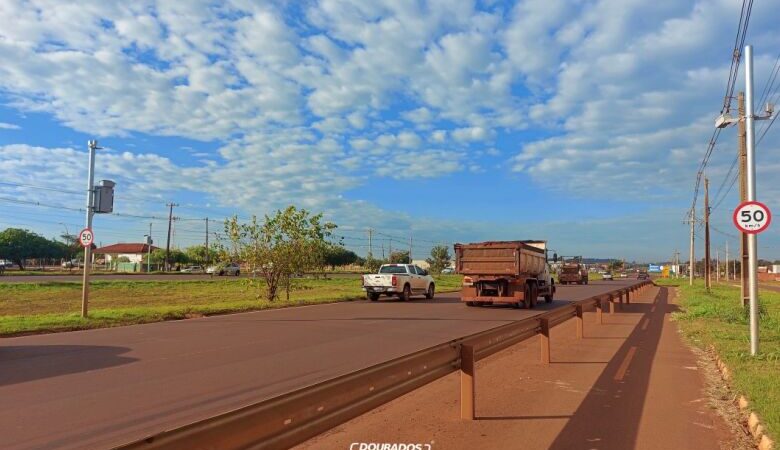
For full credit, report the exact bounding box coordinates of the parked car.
[441,267,455,274]
[61,259,83,269]
[602,272,613,281]
[207,262,241,276]
[362,264,435,301]
[181,265,204,273]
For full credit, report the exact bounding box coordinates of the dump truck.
[455,240,555,308]
[559,257,588,285]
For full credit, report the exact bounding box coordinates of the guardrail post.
[626,289,631,304]
[608,294,616,314]
[540,318,550,364]
[575,305,583,339]
[596,298,603,324]
[460,344,475,420]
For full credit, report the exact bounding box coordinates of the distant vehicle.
[0,259,13,268]
[559,258,588,285]
[207,262,241,276]
[362,264,435,302]
[455,240,555,308]
[181,265,204,273]
[602,272,613,281]
[61,259,83,269]
[638,270,649,280]
[441,267,455,274]
[619,272,628,278]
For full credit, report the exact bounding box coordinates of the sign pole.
[81,140,98,318]
[744,45,759,356]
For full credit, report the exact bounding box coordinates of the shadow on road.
[547,287,671,450]
[0,345,136,386]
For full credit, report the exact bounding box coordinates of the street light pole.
[744,45,759,356]
[81,140,99,318]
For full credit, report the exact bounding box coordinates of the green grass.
[0,275,462,336]
[656,279,780,438]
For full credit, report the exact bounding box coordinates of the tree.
[184,245,218,265]
[223,206,335,301]
[324,245,359,269]
[0,228,69,269]
[389,250,410,264]
[425,245,451,274]
[364,254,384,272]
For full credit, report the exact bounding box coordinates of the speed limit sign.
[733,201,772,234]
[79,228,95,247]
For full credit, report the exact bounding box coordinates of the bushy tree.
[223,206,335,301]
[324,245,359,269]
[425,245,451,274]
[184,245,219,265]
[0,228,69,269]
[388,250,410,264]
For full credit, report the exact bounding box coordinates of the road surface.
[0,280,638,449]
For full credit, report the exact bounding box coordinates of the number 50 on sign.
[733,201,772,234]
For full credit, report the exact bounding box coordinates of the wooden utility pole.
[726,241,730,281]
[164,202,178,271]
[704,177,711,291]
[716,249,720,283]
[686,209,695,285]
[205,217,209,267]
[368,228,373,258]
[738,92,749,306]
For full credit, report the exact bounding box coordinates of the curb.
[712,349,775,449]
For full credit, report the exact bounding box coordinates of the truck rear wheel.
[425,283,435,299]
[400,284,411,302]
[368,292,380,301]
[522,283,533,309]
[466,301,476,307]
[530,283,538,308]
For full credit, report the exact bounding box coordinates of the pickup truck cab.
[362,264,435,302]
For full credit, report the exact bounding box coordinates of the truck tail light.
[392,275,397,286]
[463,276,473,286]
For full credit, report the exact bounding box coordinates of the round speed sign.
[79,228,95,247]
[733,201,772,234]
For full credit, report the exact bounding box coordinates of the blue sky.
[1,0,780,262]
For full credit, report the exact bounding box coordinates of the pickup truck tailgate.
[363,274,394,287]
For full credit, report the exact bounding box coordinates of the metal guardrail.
[116,281,654,450]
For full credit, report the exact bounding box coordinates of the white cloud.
[0,122,20,130]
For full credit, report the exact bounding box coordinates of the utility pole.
[165,203,178,271]
[674,249,680,278]
[686,209,695,285]
[738,91,750,307]
[716,249,720,283]
[388,238,392,257]
[726,241,730,281]
[704,177,711,291]
[368,228,373,259]
[81,140,99,318]
[146,223,152,273]
[744,45,759,355]
[409,234,413,263]
[205,218,210,268]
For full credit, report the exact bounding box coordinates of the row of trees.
[0,228,81,269]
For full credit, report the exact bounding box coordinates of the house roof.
[94,243,158,254]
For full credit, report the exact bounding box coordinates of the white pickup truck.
[362,264,435,302]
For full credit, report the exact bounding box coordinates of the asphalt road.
[0,279,640,450]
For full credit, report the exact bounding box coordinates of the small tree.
[223,206,335,301]
[425,245,451,274]
[388,250,410,264]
